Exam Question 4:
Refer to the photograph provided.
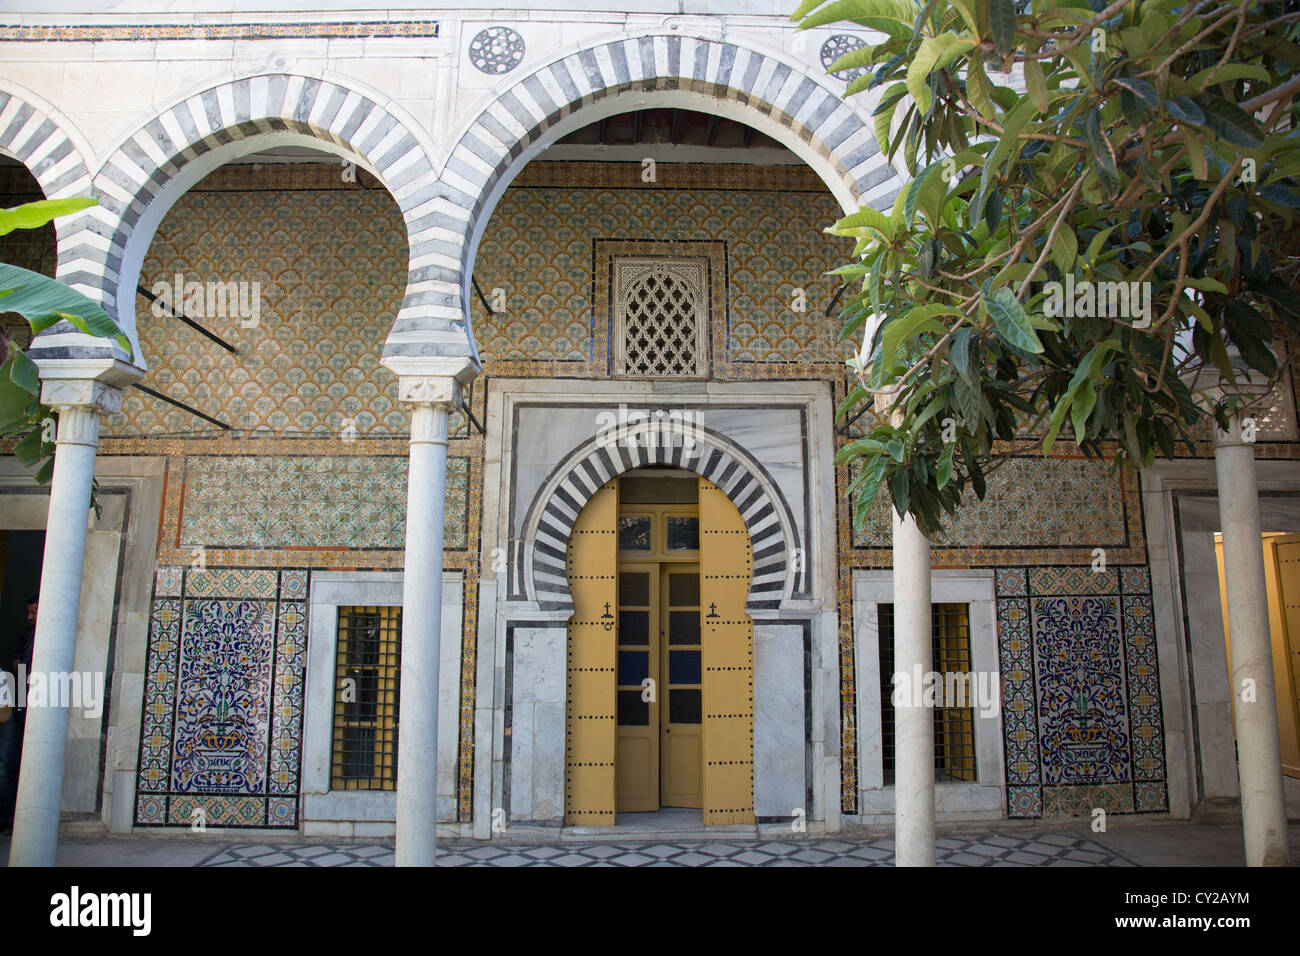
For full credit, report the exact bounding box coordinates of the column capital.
[381,355,479,394]
[395,375,462,410]
[35,358,140,415]
[1213,414,1254,449]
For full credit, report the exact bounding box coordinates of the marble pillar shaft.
[9,406,101,867]
[1214,421,1291,867]
[395,397,451,867]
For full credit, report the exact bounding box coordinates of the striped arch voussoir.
[448,33,901,272]
[527,423,800,613]
[47,73,474,366]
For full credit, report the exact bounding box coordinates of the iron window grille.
[878,602,978,785]
[331,606,402,790]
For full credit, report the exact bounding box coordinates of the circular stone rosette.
[469,26,526,75]
[820,34,868,84]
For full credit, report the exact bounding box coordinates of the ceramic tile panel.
[472,163,854,376]
[1032,595,1130,786]
[0,21,440,41]
[992,566,1167,819]
[176,455,469,551]
[850,455,1134,556]
[135,568,309,829]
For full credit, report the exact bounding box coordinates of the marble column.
[881,394,935,867]
[892,503,935,866]
[393,375,459,867]
[1214,417,1291,866]
[9,376,125,867]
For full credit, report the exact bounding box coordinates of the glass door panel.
[660,564,703,808]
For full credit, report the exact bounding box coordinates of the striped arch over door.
[524,423,801,613]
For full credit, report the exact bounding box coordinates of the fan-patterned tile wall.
[473,161,854,375]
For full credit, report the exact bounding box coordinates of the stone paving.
[198,831,1134,867]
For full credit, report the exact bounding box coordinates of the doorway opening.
[1215,532,1300,779]
[564,468,755,827]
[615,473,703,814]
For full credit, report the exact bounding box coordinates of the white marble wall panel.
[509,625,566,823]
[754,623,805,818]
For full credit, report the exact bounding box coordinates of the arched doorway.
[564,470,754,826]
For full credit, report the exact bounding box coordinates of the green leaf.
[851,456,888,528]
[1188,63,1270,90]
[836,383,869,422]
[1051,224,1078,275]
[988,0,1017,60]
[8,346,39,395]
[797,0,922,36]
[879,303,963,366]
[1071,381,1097,442]
[0,359,38,431]
[835,436,890,464]
[966,55,997,120]
[831,206,895,242]
[983,287,1043,352]
[1189,93,1264,150]
[971,98,1036,231]
[0,197,97,237]
[1164,96,1205,126]
[1181,125,1209,179]
[1024,57,1049,113]
[1086,108,1119,196]
[11,424,44,467]
[1110,76,1158,108]
[1184,276,1228,293]
[0,263,132,354]
[936,441,956,489]
[890,467,911,519]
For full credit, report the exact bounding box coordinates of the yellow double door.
[615,561,704,811]
[564,476,754,825]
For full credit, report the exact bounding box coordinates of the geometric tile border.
[198,833,1135,867]
[134,567,309,829]
[995,565,1168,819]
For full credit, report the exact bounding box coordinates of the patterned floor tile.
[193,830,1135,868]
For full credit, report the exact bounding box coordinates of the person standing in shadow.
[0,597,36,834]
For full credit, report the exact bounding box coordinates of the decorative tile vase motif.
[171,599,276,793]
[994,565,1168,818]
[135,567,309,828]
[1032,596,1129,785]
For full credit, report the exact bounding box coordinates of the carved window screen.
[613,258,709,378]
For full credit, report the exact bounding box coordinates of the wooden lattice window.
[331,606,402,790]
[613,258,709,377]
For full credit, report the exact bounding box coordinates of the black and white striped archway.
[27,71,476,374]
[521,419,802,613]
[0,83,104,362]
[384,31,905,366]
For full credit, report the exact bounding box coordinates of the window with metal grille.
[878,602,977,784]
[331,606,402,790]
[613,257,708,377]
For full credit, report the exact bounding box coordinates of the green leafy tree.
[0,197,132,483]
[795,0,1300,536]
